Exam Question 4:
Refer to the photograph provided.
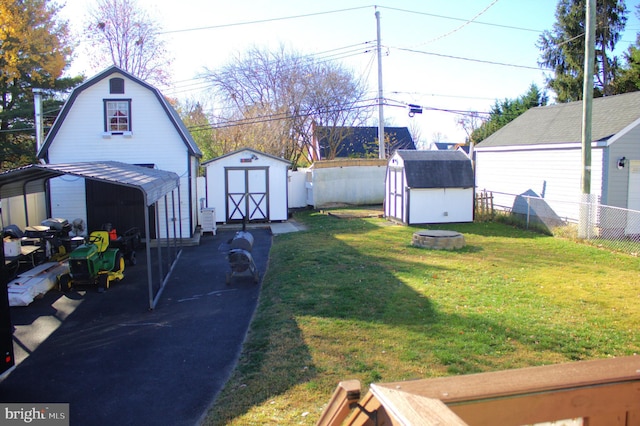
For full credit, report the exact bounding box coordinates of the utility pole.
[581,0,595,196]
[375,9,385,159]
[579,0,596,238]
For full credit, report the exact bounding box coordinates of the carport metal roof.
[0,161,179,205]
[0,161,182,310]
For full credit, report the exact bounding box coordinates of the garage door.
[225,167,269,222]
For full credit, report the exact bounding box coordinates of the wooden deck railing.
[317,355,640,426]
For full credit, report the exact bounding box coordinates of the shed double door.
[387,167,405,222]
[225,167,269,222]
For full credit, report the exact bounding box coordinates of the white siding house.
[36,66,202,239]
[202,148,290,223]
[385,150,474,224]
[475,91,640,226]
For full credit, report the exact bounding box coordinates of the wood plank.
[627,408,640,426]
[371,384,469,425]
[450,381,640,426]
[375,356,640,403]
[316,380,361,426]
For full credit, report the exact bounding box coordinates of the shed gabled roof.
[201,148,290,166]
[395,150,474,189]
[37,65,202,160]
[0,161,179,206]
[476,91,640,148]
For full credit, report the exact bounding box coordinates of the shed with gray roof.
[474,91,640,234]
[385,150,474,224]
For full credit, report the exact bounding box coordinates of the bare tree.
[84,0,172,85]
[204,45,370,167]
[456,111,484,144]
[407,120,423,149]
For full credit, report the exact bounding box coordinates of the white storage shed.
[385,150,474,224]
[203,148,291,223]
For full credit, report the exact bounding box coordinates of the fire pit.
[412,230,465,250]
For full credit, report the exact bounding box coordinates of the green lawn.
[203,208,640,425]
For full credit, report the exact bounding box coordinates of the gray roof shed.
[396,150,474,188]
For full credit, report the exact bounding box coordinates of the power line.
[188,101,378,132]
[391,46,545,71]
[158,6,372,35]
[377,5,543,33]
[410,0,501,47]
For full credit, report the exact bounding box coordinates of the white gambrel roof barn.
[35,65,202,240]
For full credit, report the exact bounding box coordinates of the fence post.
[578,194,597,239]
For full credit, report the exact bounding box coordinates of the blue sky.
[62,0,640,145]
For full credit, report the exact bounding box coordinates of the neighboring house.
[37,65,202,239]
[474,91,640,226]
[385,150,474,224]
[202,148,290,223]
[312,126,415,160]
[430,142,470,155]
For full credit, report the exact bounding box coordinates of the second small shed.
[203,148,291,223]
[385,150,474,224]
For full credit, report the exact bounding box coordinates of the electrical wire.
[410,0,501,47]
[158,6,372,35]
[391,46,545,71]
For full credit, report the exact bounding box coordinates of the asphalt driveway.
[0,228,272,425]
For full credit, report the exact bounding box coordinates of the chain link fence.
[475,190,640,256]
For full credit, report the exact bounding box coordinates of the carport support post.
[144,193,154,310]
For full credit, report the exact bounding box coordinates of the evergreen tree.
[538,0,628,102]
[612,4,640,93]
[471,84,548,143]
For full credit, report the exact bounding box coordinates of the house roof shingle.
[316,126,415,158]
[395,150,474,189]
[476,91,640,148]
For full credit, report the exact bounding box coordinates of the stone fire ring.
[412,230,465,250]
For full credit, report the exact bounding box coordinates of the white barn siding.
[49,177,88,230]
[475,146,604,221]
[45,73,195,239]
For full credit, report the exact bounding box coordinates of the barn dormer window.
[104,99,131,134]
[109,78,125,94]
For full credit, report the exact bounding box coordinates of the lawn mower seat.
[89,231,110,253]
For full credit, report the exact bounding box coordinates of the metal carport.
[0,161,182,310]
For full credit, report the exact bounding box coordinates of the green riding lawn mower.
[58,228,139,292]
